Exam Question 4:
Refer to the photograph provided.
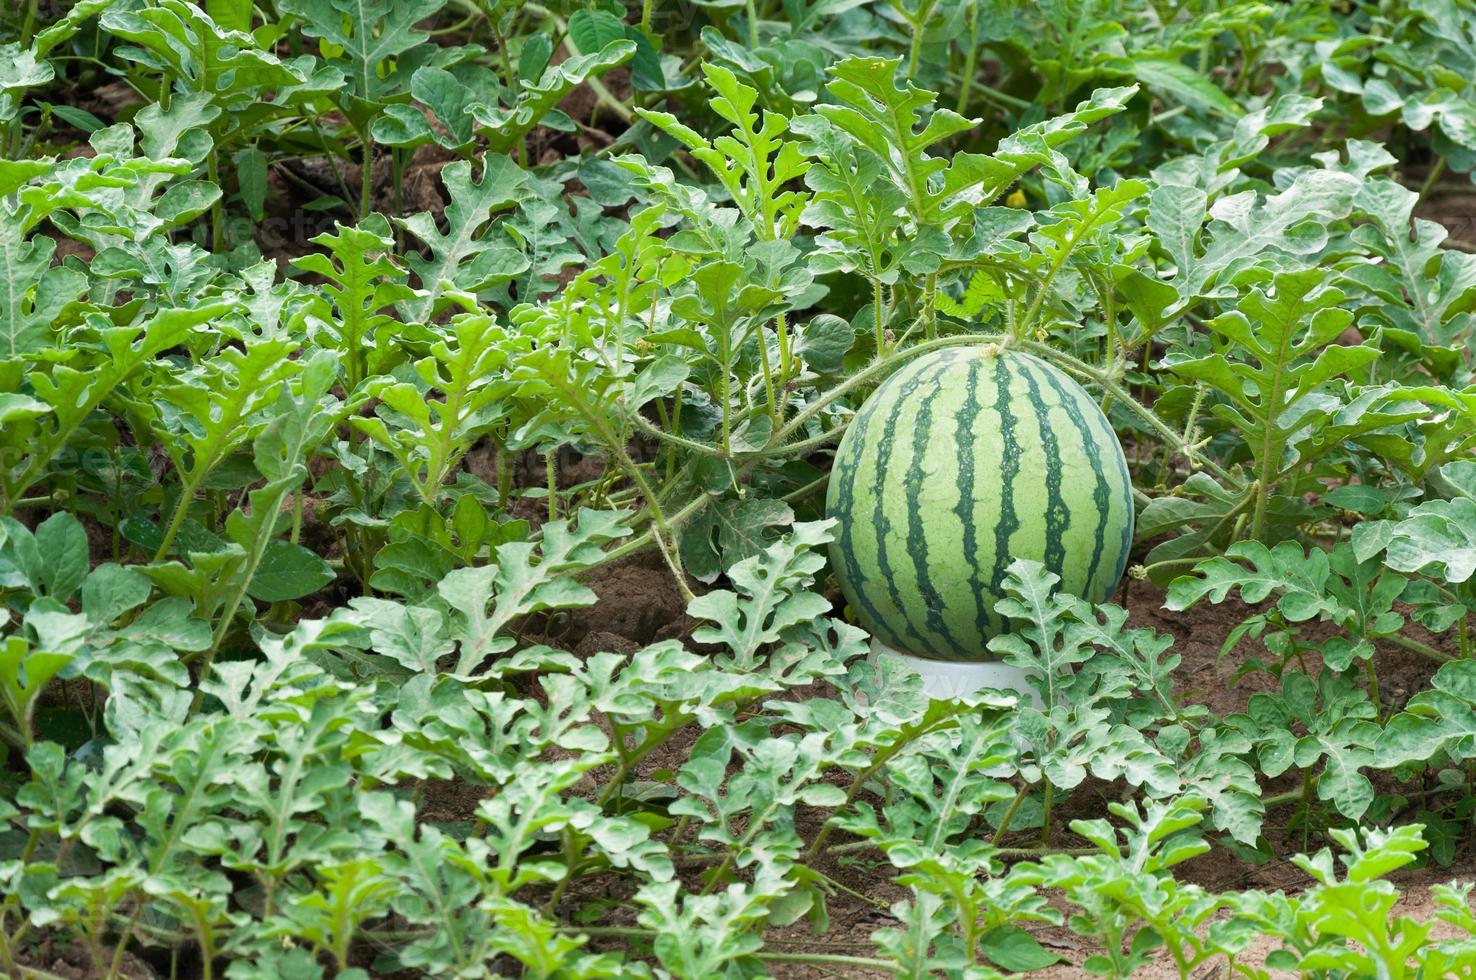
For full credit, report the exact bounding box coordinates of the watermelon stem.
[610,441,692,601]
[630,411,725,457]
[780,472,829,503]
[1099,273,1119,376]
[598,493,712,568]
[754,319,780,427]
[872,279,888,356]
[759,333,1241,496]
[991,783,1031,846]
[755,424,848,459]
[1381,631,1453,665]
[1040,781,1053,847]
[774,310,792,398]
[921,273,938,340]
[1015,339,1239,486]
[891,311,928,348]
[539,369,696,601]
[721,362,733,451]
[956,2,981,117]
[1135,556,1205,580]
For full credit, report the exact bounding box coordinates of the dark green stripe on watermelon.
[902,359,967,658]
[1017,360,1069,584]
[952,356,992,647]
[986,355,1021,633]
[1105,404,1135,599]
[829,383,898,650]
[1033,361,1113,599]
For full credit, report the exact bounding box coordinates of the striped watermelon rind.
[825,345,1134,662]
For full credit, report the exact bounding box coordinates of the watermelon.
[825,345,1134,661]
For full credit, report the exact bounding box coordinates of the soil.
[1417,180,1476,248]
[16,938,158,980]
[560,550,698,650]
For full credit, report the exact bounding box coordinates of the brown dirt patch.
[560,549,692,650]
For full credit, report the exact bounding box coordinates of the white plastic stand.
[869,638,1042,707]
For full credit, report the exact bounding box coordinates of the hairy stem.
[19,0,39,48]
[1383,632,1452,664]
[207,151,225,254]
[873,278,887,355]
[956,3,980,116]
[1416,156,1447,207]
[921,273,938,340]
[991,783,1031,845]
[154,475,205,562]
[1039,781,1053,847]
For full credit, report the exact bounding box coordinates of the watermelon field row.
[0,0,1474,977]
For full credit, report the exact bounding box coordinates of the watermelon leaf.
[688,520,836,670]
[635,63,810,241]
[394,158,530,322]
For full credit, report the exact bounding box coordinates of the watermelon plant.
[0,1,1473,978]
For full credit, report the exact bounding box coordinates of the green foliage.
[474,41,636,156]
[1163,269,1380,542]
[638,63,810,241]
[394,158,529,321]
[352,312,516,506]
[291,216,416,393]
[278,0,447,124]
[1,0,1475,975]
[1015,796,1219,977]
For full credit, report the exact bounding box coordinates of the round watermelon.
[825,345,1134,661]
